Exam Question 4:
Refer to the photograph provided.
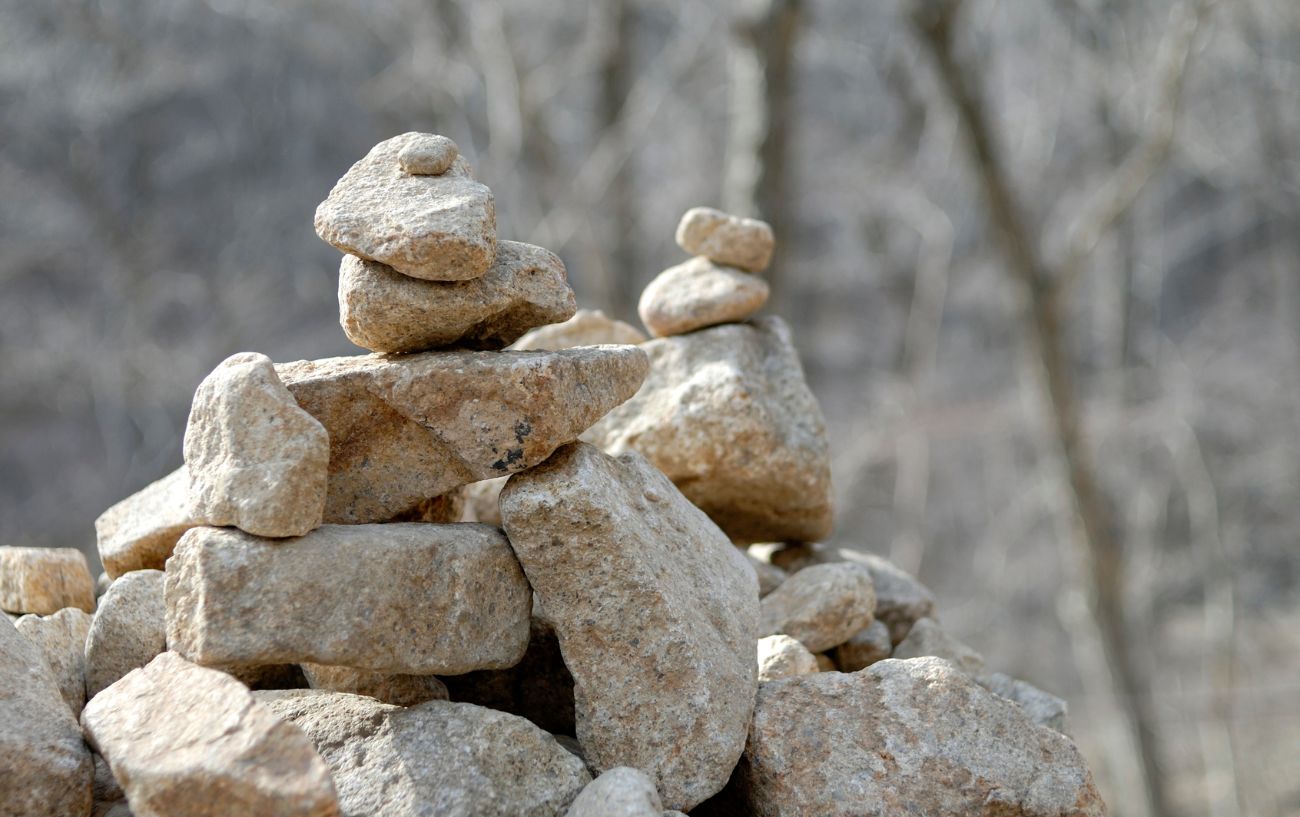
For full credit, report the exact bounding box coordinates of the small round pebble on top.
[398,134,459,176]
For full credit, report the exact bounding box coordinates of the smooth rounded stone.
[398,133,458,176]
[166,523,531,675]
[744,550,786,597]
[15,607,93,714]
[460,476,507,526]
[184,352,329,538]
[832,618,892,672]
[638,257,769,338]
[980,672,1071,735]
[512,308,647,351]
[339,241,576,354]
[315,132,496,282]
[258,691,591,817]
[565,767,663,817]
[758,562,876,653]
[892,617,986,678]
[755,635,818,682]
[0,546,95,615]
[84,570,166,698]
[276,345,649,524]
[0,617,93,816]
[674,207,774,272]
[81,652,339,817]
[95,468,204,579]
[725,658,1105,817]
[500,442,759,811]
[301,663,448,707]
[584,318,832,543]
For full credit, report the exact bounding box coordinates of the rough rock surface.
[638,258,769,338]
[397,133,458,176]
[512,308,647,351]
[460,476,507,527]
[94,468,203,579]
[184,352,329,538]
[728,658,1105,817]
[755,635,818,682]
[85,570,167,698]
[0,616,93,817]
[981,672,1071,735]
[339,240,576,354]
[674,207,774,272]
[832,619,892,672]
[500,442,759,811]
[15,607,93,714]
[315,132,496,281]
[758,562,876,653]
[81,652,338,817]
[892,617,986,678]
[585,318,832,543]
[0,546,95,615]
[301,663,448,707]
[259,691,590,817]
[166,523,530,675]
[277,345,649,523]
[92,753,126,813]
[565,767,663,817]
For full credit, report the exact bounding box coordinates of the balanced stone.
[95,468,203,579]
[0,546,95,615]
[892,617,986,678]
[564,767,663,817]
[277,345,648,524]
[756,634,818,682]
[758,562,875,653]
[338,240,576,354]
[832,618,892,672]
[15,607,92,714]
[397,133,458,176]
[638,257,769,338]
[315,132,496,281]
[184,352,329,538]
[674,207,774,272]
[166,523,531,675]
[512,308,647,351]
[301,663,449,708]
[500,442,758,811]
[85,570,167,698]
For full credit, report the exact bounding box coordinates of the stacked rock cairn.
[0,132,1106,817]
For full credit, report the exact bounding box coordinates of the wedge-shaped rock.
[512,308,647,351]
[16,607,93,714]
[258,691,590,817]
[301,663,448,708]
[85,570,167,698]
[0,546,95,615]
[340,241,576,354]
[726,658,1105,817]
[585,318,831,543]
[315,132,496,281]
[0,617,93,816]
[675,207,774,272]
[95,468,203,579]
[166,523,530,675]
[184,352,329,538]
[638,257,769,338]
[81,652,339,817]
[565,767,663,817]
[277,346,649,524]
[758,562,875,653]
[501,443,759,811]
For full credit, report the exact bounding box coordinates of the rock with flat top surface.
[95,469,203,579]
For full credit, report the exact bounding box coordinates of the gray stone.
[638,257,769,338]
[84,570,167,698]
[94,468,203,579]
[832,619,892,672]
[744,550,787,597]
[892,617,986,678]
[758,562,875,653]
[301,663,448,707]
[397,133,458,176]
[755,634,818,682]
[15,606,93,714]
[674,207,774,272]
[512,309,647,351]
[980,672,1071,735]
[565,767,662,817]
[0,546,96,615]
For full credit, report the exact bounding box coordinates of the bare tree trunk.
[595,0,638,320]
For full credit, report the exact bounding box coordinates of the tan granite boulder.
[85,570,167,698]
[565,767,663,817]
[512,308,647,351]
[638,257,769,338]
[832,618,892,672]
[0,546,95,615]
[674,207,774,272]
[300,663,448,707]
[758,562,876,653]
[755,634,818,682]
[15,607,93,715]
[95,468,203,579]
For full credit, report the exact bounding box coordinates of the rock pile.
[0,134,1104,817]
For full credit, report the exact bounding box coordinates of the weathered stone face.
[95,468,204,579]
[564,767,664,817]
[638,257,770,338]
[674,207,775,273]
[84,569,167,698]
[511,308,647,351]
[14,607,92,715]
[758,562,876,653]
[0,546,95,615]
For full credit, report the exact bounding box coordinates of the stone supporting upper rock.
[84,569,167,698]
[637,257,769,338]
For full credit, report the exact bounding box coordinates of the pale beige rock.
[95,468,203,579]
[755,634,818,682]
[638,257,769,338]
[0,546,95,615]
[81,652,338,817]
[892,617,985,678]
[500,442,758,811]
[259,691,590,817]
[315,132,496,281]
[674,207,774,272]
[84,570,167,698]
[460,476,507,526]
[0,616,93,816]
[184,352,329,538]
[95,572,112,598]
[15,607,93,714]
[512,308,647,351]
[758,562,876,653]
[585,318,831,542]
[833,618,892,672]
[301,663,448,707]
[980,672,1071,735]
[727,658,1105,817]
[277,345,649,523]
[339,240,576,354]
[744,550,787,597]
[565,767,663,817]
[397,133,458,176]
[166,523,530,675]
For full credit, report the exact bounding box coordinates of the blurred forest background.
[1,0,1298,814]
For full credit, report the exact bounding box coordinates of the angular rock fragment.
[84,570,167,698]
[501,442,758,811]
[565,767,663,817]
[315,132,496,281]
[277,345,649,523]
[1,617,93,817]
[832,618,892,672]
[166,524,530,675]
[981,672,1071,735]
[95,468,202,579]
[301,663,448,708]
[585,318,831,542]
[512,308,647,351]
[15,607,93,714]
[81,652,338,817]
[259,691,590,817]
[892,617,985,678]
[0,546,95,615]
[755,634,818,682]
[460,476,507,527]
[397,133,458,176]
[758,562,875,653]
[339,241,576,354]
[638,257,769,338]
[675,207,774,272]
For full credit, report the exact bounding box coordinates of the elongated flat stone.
[95,468,204,579]
[0,546,95,615]
[166,524,531,675]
